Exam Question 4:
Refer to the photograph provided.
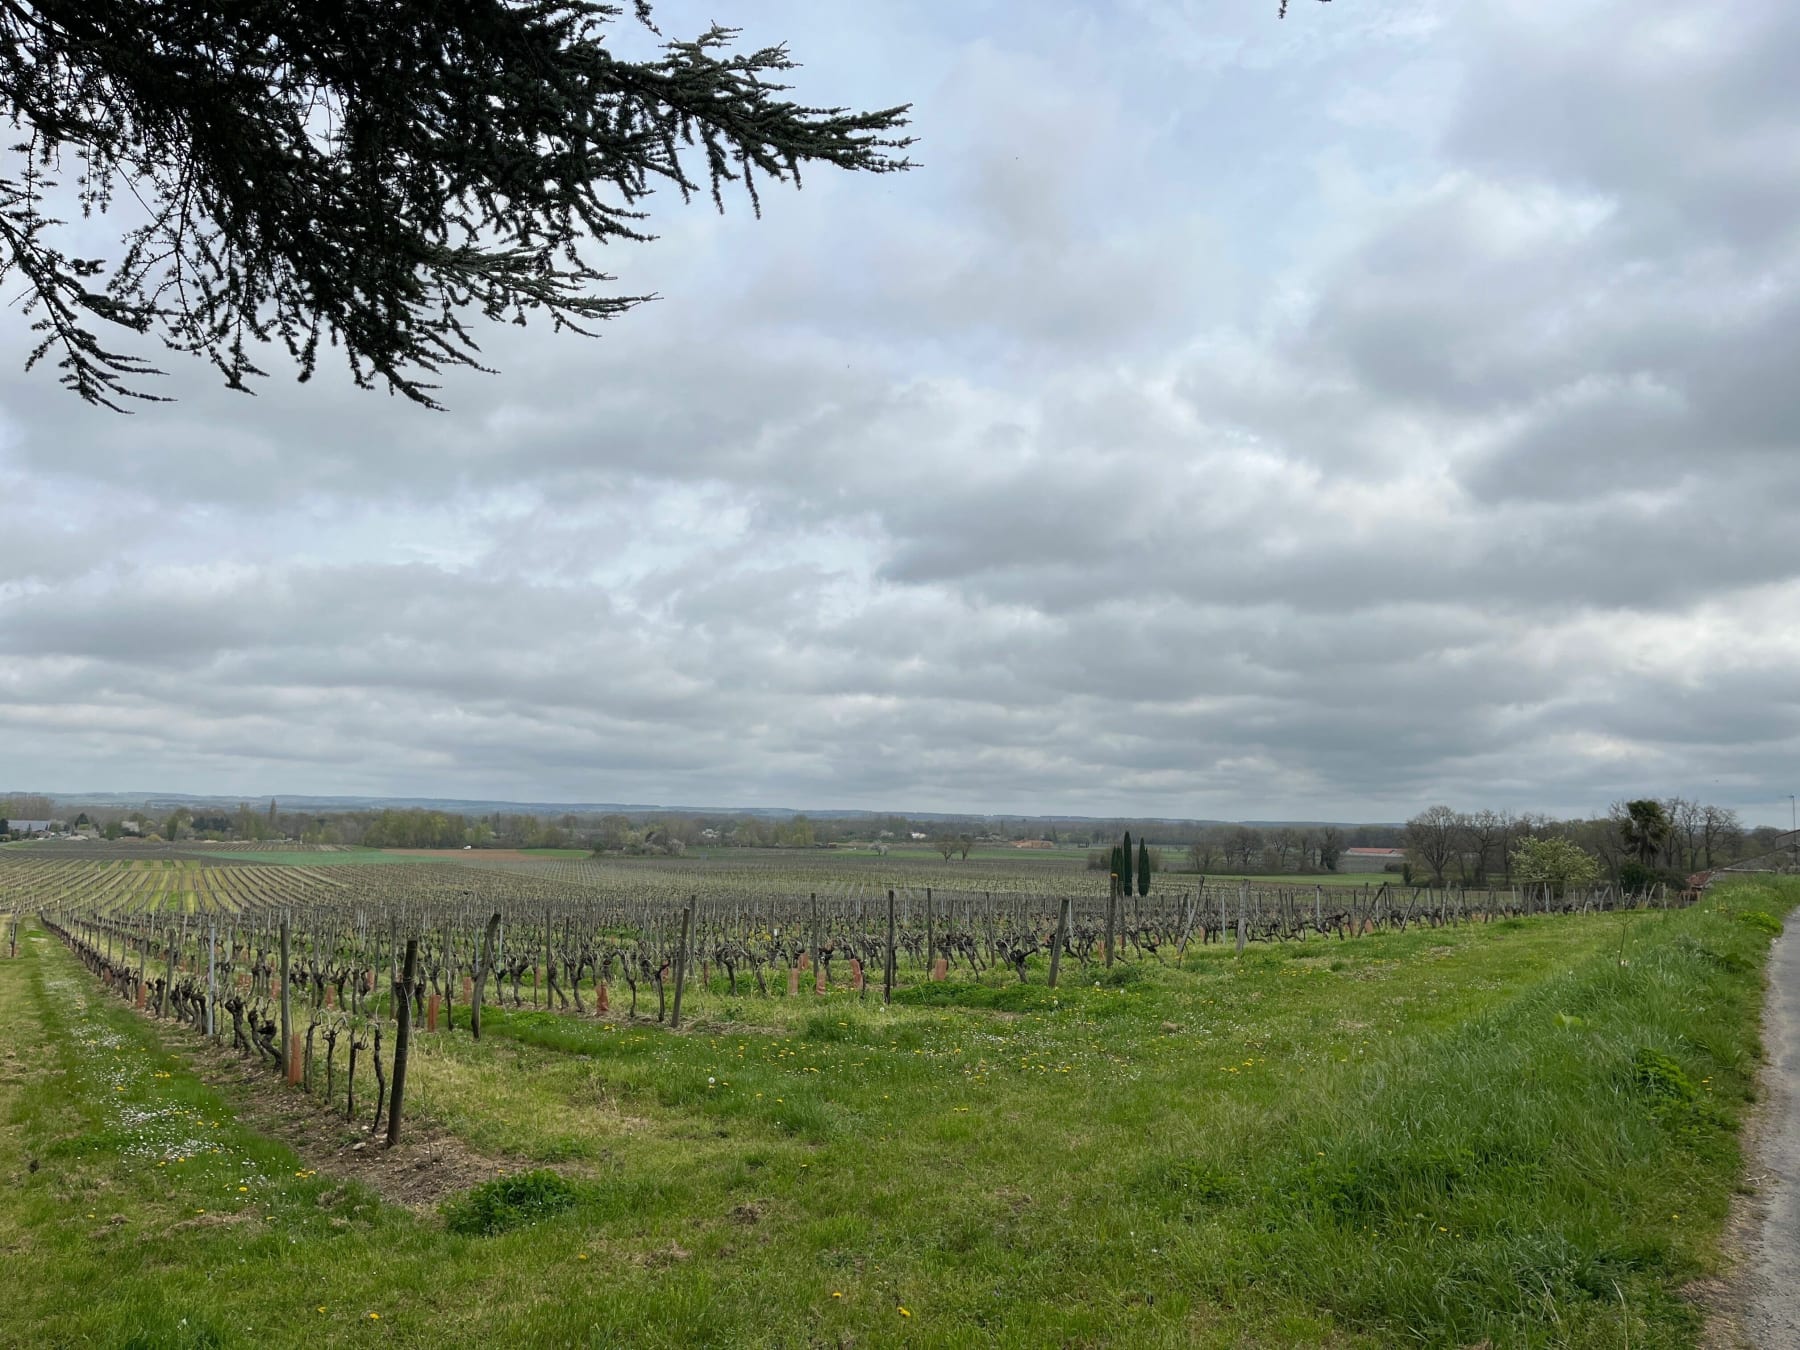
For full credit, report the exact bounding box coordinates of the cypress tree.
[1137,838,1151,897]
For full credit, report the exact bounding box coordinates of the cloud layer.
[3,0,1798,821]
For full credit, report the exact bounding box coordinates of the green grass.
[208,848,426,866]
[2,879,1793,1347]
[193,846,593,866]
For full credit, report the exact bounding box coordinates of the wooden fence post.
[278,914,292,1077]
[671,901,692,1030]
[884,890,896,1004]
[925,887,934,982]
[1048,894,1069,989]
[1105,874,1117,968]
[1236,880,1247,955]
[471,912,499,1041]
[387,938,418,1147]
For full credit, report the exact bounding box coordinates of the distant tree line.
[1402,799,1773,891]
[12,796,1786,887]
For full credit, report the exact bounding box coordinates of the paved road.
[1741,924,1800,1347]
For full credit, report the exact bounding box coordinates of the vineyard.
[6,842,1694,1143]
[0,842,1783,1347]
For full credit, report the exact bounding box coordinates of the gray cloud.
[2,0,1798,824]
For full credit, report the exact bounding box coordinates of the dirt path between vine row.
[1709,923,1800,1348]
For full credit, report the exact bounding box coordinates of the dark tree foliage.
[1136,837,1150,897]
[0,2,912,409]
[1619,800,1674,869]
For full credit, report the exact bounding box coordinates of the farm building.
[1338,846,1407,873]
[1012,839,1055,849]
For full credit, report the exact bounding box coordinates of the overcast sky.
[2,0,1798,823]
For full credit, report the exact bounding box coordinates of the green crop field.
[2,869,1791,1347]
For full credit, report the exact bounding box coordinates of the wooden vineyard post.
[1236,880,1247,955]
[671,900,693,1031]
[279,913,292,1079]
[925,887,934,987]
[1094,878,1108,972]
[388,938,418,1147]
[810,893,821,984]
[1048,894,1070,989]
[206,921,216,1039]
[471,911,499,1041]
[884,890,896,1004]
[687,898,700,994]
[163,927,175,1018]
[1315,886,1323,938]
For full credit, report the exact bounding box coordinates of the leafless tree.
[1459,809,1507,885]
[1701,805,1741,869]
[1406,805,1460,886]
[1667,798,1703,871]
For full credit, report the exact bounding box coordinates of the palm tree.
[1618,800,1673,867]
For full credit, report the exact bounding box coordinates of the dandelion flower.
[898,1307,911,1317]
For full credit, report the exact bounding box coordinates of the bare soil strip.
[1709,923,1800,1348]
[112,975,529,1211]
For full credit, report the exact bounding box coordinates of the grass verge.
[1,877,1792,1347]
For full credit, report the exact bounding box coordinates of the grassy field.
[2,878,1793,1347]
